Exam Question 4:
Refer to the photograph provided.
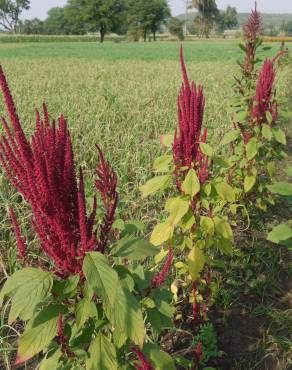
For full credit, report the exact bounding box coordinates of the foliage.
[0,0,30,33]
[216,6,238,34]
[191,0,219,38]
[167,16,184,41]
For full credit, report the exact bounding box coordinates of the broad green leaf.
[244,175,256,193]
[236,111,248,122]
[221,129,240,145]
[246,138,258,161]
[0,268,53,322]
[76,298,96,330]
[267,224,292,244]
[83,252,119,307]
[153,155,173,172]
[140,175,170,198]
[105,289,144,347]
[150,222,173,246]
[143,343,176,370]
[165,197,189,225]
[267,162,276,178]
[262,124,272,141]
[265,111,273,125]
[200,142,214,157]
[273,128,286,145]
[111,236,159,260]
[160,133,174,147]
[115,266,135,292]
[86,333,117,370]
[215,182,235,202]
[16,304,65,365]
[187,246,206,280]
[200,216,214,236]
[182,169,200,197]
[214,217,233,241]
[39,349,62,370]
[268,182,292,196]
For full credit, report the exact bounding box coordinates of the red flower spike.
[151,246,173,288]
[251,59,277,127]
[0,66,118,276]
[131,347,154,370]
[9,207,27,259]
[173,47,209,191]
[194,341,203,364]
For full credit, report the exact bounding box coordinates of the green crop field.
[0,40,291,370]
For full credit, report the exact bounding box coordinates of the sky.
[21,0,292,20]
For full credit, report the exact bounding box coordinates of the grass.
[0,41,291,369]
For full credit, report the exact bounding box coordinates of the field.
[0,40,291,369]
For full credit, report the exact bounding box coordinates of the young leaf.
[39,349,62,370]
[143,343,176,370]
[268,182,292,196]
[199,142,214,157]
[160,133,174,147]
[153,155,173,172]
[262,124,272,141]
[0,268,53,322]
[165,197,189,225]
[221,129,240,145]
[111,236,159,260]
[83,252,119,307]
[273,128,286,145]
[267,224,292,244]
[215,182,235,203]
[150,222,173,246]
[200,216,215,236]
[246,138,258,161]
[244,175,256,193]
[214,217,233,241]
[86,333,117,370]
[187,246,206,280]
[182,169,200,197]
[140,175,170,198]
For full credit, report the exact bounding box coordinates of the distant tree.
[263,23,278,37]
[216,6,238,34]
[43,7,70,35]
[18,17,44,34]
[168,17,184,40]
[282,20,292,36]
[191,0,218,38]
[128,0,170,41]
[0,0,30,33]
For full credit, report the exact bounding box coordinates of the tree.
[191,0,218,38]
[43,7,71,35]
[168,17,184,40]
[216,6,238,34]
[282,21,292,36]
[0,0,30,33]
[18,17,44,34]
[127,0,170,41]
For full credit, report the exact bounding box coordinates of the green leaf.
[244,175,256,193]
[273,128,286,145]
[165,197,189,225]
[187,245,206,280]
[267,224,292,244]
[150,222,173,246]
[182,169,200,197]
[199,142,214,157]
[115,266,135,292]
[111,236,159,260]
[265,111,273,124]
[246,138,258,161]
[76,298,97,330]
[268,182,292,196]
[160,133,174,147]
[262,124,272,141]
[39,349,62,370]
[153,155,173,172]
[86,333,117,370]
[0,268,53,322]
[15,304,65,365]
[285,166,292,177]
[105,289,144,347]
[214,217,233,241]
[143,343,176,370]
[267,162,276,178]
[83,252,119,307]
[200,216,215,236]
[236,111,248,123]
[140,175,170,198]
[221,129,240,145]
[215,182,235,202]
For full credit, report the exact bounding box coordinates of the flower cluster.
[0,66,118,276]
[251,59,277,126]
[131,347,154,370]
[151,246,173,288]
[173,47,209,191]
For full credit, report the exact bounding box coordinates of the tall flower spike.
[0,66,118,276]
[173,47,208,191]
[251,59,277,126]
[151,246,173,288]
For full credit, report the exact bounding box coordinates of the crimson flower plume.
[131,347,154,370]
[151,246,173,288]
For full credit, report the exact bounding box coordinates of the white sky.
[21,0,292,20]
